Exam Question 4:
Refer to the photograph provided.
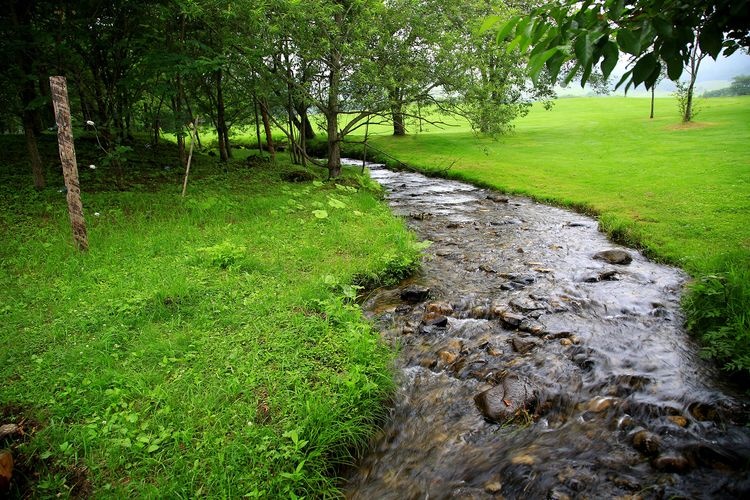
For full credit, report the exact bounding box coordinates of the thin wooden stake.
[182,116,199,197]
[49,76,88,251]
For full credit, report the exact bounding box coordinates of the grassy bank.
[0,136,421,496]
[336,96,750,374]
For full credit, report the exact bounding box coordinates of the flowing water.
[343,160,750,499]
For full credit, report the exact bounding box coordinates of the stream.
[343,160,750,499]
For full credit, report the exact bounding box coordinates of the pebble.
[484,481,503,494]
[0,424,20,440]
[667,415,688,427]
[631,430,661,456]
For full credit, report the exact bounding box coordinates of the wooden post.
[182,116,199,197]
[50,76,88,251]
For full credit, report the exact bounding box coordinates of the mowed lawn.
[362,96,750,272]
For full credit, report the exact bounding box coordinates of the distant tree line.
[704,75,750,97]
[2,0,554,185]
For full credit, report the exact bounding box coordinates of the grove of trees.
[2,0,557,183]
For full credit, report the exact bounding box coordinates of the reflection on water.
[344,160,750,499]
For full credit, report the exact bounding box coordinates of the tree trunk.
[327,112,341,179]
[327,40,342,178]
[392,103,406,136]
[216,69,231,161]
[294,104,316,139]
[259,99,275,161]
[50,76,88,251]
[650,86,655,119]
[24,115,45,189]
[253,96,263,153]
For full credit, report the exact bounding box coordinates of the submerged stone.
[400,285,430,303]
[593,249,633,265]
[474,374,537,424]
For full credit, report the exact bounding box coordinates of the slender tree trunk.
[326,40,342,178]
[650,86,655,119]
[11,1,45,189]
[259,99,275,161]
[683,37,705,123]
[326,111,341,178]
[390,89,406,136]
[23,115,45,189]
[50,76,88,251]
[216,69,231,161]
[253,95,263,153]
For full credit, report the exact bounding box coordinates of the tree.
[486,0,750,91]
[446,0,555,136]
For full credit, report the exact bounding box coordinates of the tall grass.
[0,137,421,497]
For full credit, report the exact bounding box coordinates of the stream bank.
[345,160,750,499]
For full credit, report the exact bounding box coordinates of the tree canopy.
[485,0,750,91]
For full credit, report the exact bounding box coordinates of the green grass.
[0,136,421,497]
[341,96,750,373]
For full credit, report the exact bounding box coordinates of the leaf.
[529,47,562,83]
[479,15,502,34]
[312,180,323,187]
[614,69,633,90]
[616,29,640,55]
[665,54,684,81]
[327,198,346,209]
[600,40,619,78]
[631,53,657,87]
[699,22,723,59]
[496,15,521,42]
[574,32,593,67]
[312,210,328,219]
[147,444,159,453]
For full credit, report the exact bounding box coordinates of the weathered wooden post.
[50,76,88,251]
[182,116,199,197]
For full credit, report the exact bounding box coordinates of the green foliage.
[488,0,750,91]
[683,252,750,373]
[704,75,750,97]
[674,82,701,122]
[0,138,421,497]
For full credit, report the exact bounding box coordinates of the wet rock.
[446,222,461,229]
[512,337,540,354]
[426,302,454,316]
[631,430,661,456]
[423,314,448,327]
[583,270,620,282]
[509,297,544,313]
[437,349,458,365]
[474,374,537,424]
[400,285,430,303]
[417,356,437,369]
[587,397,617,413]
[470,305,489,319]
[510,453,536,465]
[560,338,573,347]
[0,450,12,492]
[484,480,503,494]
[0,424,20,440]
[666,415,688,427]
[478,264,497,273]
[593,249,632,265]
[519,319,546,336]
[547,488,571,500]
[499,311,525,328]
[401,324,415,335]
[487,194,509,203]
[410,212,432,220]
[487,346,503,356]
[651,453,691,473]
[687,401,722,423]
